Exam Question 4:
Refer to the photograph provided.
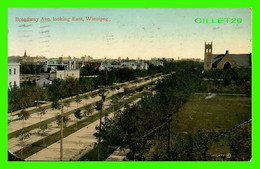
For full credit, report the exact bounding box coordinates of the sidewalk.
[25,114,102,161]
[105,148,130,161]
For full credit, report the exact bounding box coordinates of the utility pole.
[105,67,108,88]
[167,113,173,160]
[98,103,102,161]
[35,63,37,86]
[60,103,64,161]
[97,92,106,161]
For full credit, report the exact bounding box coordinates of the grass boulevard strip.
[14,91,149,159]
[10,73,171,159]
[8,73,163,119]
[8,73,166,139]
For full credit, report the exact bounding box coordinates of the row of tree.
[20,63,43,74]
[10,61,187,112]
[203,68,251,85]
[95,64,204,160]
[81,60,203,76]
[8,85,47,113]
[8,77,93,113]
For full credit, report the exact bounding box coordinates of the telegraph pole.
[167,113,173,160]
[97,91,106,161]
[98,102,102,161]
[60,104,64,161]
[105,67,108,88]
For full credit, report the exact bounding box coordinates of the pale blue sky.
[8,8,252,59]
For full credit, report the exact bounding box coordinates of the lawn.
[172,94,251,134]
[171,94,251,160]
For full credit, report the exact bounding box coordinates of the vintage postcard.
[8,8,252,161]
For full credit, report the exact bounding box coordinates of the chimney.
[73,61,76,70]
[226,50,229,54]
[69,60,71,70]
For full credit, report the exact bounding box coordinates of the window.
[9,82,12,87]
[9,69,11,75]
[14,68,16,75]
[14,81,16,86]
[43,82,46,87]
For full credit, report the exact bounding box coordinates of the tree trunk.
[21,142,23,159]
[133,151,136,161]
[98,146,100,161]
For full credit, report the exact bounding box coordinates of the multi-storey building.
[37,57,80,87]
[99,58,149,71]
[8,58,20,89]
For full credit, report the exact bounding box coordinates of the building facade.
[36,78,52,87]
[8,58,20,89]
[38,57,80,87]
[204,42,251,70]
[99,59,149,71]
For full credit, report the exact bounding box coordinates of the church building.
[204,42,251,70]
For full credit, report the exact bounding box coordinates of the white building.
[36,78,52,87]
[8,58,20,89]
[99,59,149,71]
[56,69,80,80]
[37,57,80,87]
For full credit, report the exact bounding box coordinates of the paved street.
[8,73,170,160]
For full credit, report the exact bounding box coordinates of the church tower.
[24,50,27,57]
[204,42,212,70]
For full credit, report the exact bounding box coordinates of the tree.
[82,94,89,100]
[74,109,83,129]
[17,85,36,109]
[74,109,83,119]
[53,102,68,161]
[20,63,43,74]
[116,105,142,161]
[33,85,47,108]
[75,95,82,107]
[110,94,122,113]
[8,85,20,113]
[38,106,47,123]
[79,77,95,93]
[64,77,80,97]
[229,123,251,161]
[83,104,94,117]
[17,130,31,159]
[56,113,70,128]
[46,79,65,101]
[37,106,48,145]
[39,123,48,146]
[18,109,31,129]
[17,109,31,159]
[51,100,61,110]
[90,91,98,98]
[94,90,106,161]
[80,65,98,76]
[63,100,71,111]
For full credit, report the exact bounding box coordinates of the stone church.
[204,42,252,70]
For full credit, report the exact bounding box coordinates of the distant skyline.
[8,8,252,60]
